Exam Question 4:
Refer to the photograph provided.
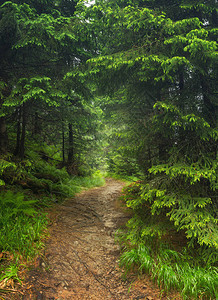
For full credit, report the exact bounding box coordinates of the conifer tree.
[0,0,99,170]
[85,0,218,248]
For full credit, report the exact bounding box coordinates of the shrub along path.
[15,179,177,299]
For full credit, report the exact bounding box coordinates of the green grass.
[118,241,218,299]
[28,161,105,200]
[49,171,105,200]
[69,171,105,189]
[0,191,48,257]
[0,191,48,286]
[0,170,105,286]
[0,145,106,288]
[105,171,140,183]
[117,180,218,299]
[0,212,48,257]
[0,264,21,284]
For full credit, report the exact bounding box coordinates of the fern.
[0,159,16,186]
[0,191,37,220]
[0,190,47,259]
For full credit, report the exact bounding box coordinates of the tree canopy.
[0,0,217,298]
[81,0,218,265]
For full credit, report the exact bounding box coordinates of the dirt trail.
[17,179,167,299]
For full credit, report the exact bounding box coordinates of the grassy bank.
[0,152,105,290]
[116,182,218,300]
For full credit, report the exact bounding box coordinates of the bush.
[118,181,218,299]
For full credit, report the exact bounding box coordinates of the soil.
[7,179,177,300]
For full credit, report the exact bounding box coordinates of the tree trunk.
[14,104,27,158]
[68,123,74,163]
[158,141,167,163]
[19,103,27,159]
[179,71,184,91]
[34,112,41,135]
[0,116,8,153]
[67,123,78,175]
[200,75,216,127]
[178,69,185,112]
[62,121,65,164]
[14,108,21,156]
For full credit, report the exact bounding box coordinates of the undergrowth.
[0,191,48,256]
[116,181,218,300]
[118,239,218,300]
[106,171,140,183]
[0,190,48,288]
[26,148,105,200]
[0,149,105,289]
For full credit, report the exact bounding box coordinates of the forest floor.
[10,178,179,300]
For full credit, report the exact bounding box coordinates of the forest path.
[19,179,165,299]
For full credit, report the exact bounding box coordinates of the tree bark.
[0,116,8,153]
[34,112,41,135]
[14,108,21,156]
[68,123,74,164]
[0,81,10,153]
[67,123,78,175]
[14,104,27,158]
[19,103,27,159]
[179,71,184,91]
[200,75,216,127]
[158,140,168,163]
[62,121,65,164]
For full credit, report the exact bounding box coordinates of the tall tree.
[85,0,218,248]
[0,0,99,169]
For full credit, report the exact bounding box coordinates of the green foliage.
[0,159,16,186]
[0,190,37,218]
[0,0,217,296]
[0,0,97,164]
[0,191,47,256]
[27,150,105,198]
[0,150,105,284]
[68,171,105,190]
[119,240,218,299]
[106,172,139,183]
[4,76,59,108]
[0,165,104,260]
[153,102,218,145]
[107,153,141,177]
[123,173,217,249]
[147,103,218,248]
[118,180,218,299]
[0,190,48,284]
[0,264,21,285]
